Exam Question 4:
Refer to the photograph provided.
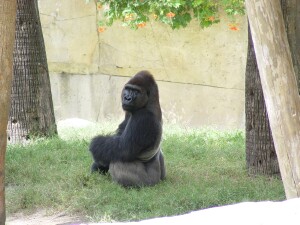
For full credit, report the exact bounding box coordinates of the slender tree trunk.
[246,0,300,198]
[0,2,17,224]
[8,0,57,143]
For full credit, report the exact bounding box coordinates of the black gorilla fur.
[89,71,166,187]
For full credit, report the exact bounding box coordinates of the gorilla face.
[122,84,149,112]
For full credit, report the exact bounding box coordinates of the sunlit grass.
[5,123,285,222]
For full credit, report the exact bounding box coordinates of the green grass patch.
[5,124,285,222]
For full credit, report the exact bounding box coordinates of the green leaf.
[192,0,204,7]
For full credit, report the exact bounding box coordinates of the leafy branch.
[89,0,245,31]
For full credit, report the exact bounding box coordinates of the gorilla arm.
[90,112,131,172]
[116,112,130,135]
[89,109,161,169]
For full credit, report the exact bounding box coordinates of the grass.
[5,123,285,222]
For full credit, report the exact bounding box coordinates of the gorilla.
[89,71,166,187]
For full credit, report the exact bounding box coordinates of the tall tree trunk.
[246,0,300,199]
[281,0,300,85]
[245,25,279,175]
[245,0,298,176]
[7,0,57,143]
[0,2,17,224]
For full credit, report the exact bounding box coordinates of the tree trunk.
[245,0,299,176]
[0,2,17,224]
[246,0,300,198]
[245,25,279,175]
[281,0,300,85]
[7,0,57,143]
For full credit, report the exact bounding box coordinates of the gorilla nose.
[124,96,132,102]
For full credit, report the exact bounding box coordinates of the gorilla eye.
[134,89,141,95]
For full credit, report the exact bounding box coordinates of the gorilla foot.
[91,162,109,174]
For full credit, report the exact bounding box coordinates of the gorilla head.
[89,71,166,187]
[122,71,161,116]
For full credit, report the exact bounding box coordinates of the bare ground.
[6,198,300,225]
[7,210,86,225]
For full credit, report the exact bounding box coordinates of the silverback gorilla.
[89,71,166,187]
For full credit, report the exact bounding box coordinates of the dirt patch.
[7,210,86,225]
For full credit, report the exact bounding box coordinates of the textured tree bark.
[246,0,300,198]
[245,25,279,176]
[7,0,57,143]
[0,2,17,224]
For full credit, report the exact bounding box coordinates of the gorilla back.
[89,71,166,187]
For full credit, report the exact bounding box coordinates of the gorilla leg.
[109,152,165,187]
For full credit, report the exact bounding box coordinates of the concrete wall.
[39,0,248,129]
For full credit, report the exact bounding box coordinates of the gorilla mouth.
[122,104,134,111]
